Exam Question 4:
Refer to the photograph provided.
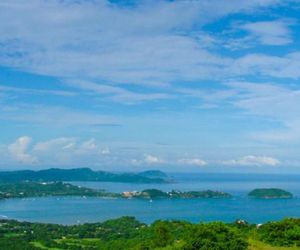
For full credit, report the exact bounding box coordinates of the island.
[248,188,293,199]
[0,168,169,184]
[122,189,232,199]
[0,182,232,200]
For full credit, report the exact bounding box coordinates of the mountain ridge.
[0,168,168,183]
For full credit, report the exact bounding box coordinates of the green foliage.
[0,181,233,203]
[0,168,167,184]
[183,222,248,250]
[1,217,299,250]
[152,221,173,248]
[128,189,232,200]
[257,218,300,247]
[248,188,293,199]
[138,189,170,199]
[0,181,115,199]
[169,190,232,199]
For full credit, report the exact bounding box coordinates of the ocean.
[0,173,300,225]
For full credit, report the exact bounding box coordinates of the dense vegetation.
[257,218,300,247]
[248,188,293,199]
[0,182,119,199]
[0,168,168,184]
[130,189,232,199]
[0,182,232,200]
[0,217,299,250]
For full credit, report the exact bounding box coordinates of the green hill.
[0,168,167,184]
[248,188,293,199]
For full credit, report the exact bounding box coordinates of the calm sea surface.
[0,173,300,225]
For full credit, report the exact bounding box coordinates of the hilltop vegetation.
[0,182,120,199]
[0,182,232,200]
[257,218,300,247]
[128,189,232,199]
[0,217,299,250]
[248,189,293,199]
[0,168,168,184]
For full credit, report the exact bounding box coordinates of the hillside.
[138,170,168,179]
[0,217,299,250]
[0,168,168,184]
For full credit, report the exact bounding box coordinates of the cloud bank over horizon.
[0,136,282,171]
[0,0,300,172]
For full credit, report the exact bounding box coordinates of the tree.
[152,221,173,248]
[183,222,248,250]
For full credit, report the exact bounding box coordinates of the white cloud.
[66,80,172,104]
[33,137,76,152]
[226,81,300,143]
[8,136,37,164]
[0,104,121,128]
[0,85,76,97]
[232,52,300,79]
[178,158,207,166]
[0,0,292,90]
[31,137,113,166]
[223,155,280,166]
[240,19,294,45]
[182,81,300,144]
[80,138,97,151]
[144,154,164,164]
[100,147,111,155]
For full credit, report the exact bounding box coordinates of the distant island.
[122,189,232,199]
[0,168,169,184]
[0,182,231,200]
[248,188,293,199]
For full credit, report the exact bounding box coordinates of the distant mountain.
[138,170,168,179]
[0,168,168,184]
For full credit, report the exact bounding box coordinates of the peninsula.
[122,189,232,199]
[0,182,231,200]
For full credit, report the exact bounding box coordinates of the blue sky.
[1,0,300,172]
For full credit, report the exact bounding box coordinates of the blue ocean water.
[0,173,300,225]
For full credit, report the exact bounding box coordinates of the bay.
[1,173,300,225]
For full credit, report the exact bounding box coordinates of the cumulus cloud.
[100,147,111,155]
[144,154,164,164]
[223,155,280,166]
[178,158,207,166]
[8,136,37,164]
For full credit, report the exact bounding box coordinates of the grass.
[56,237,103,247]
[249,239,300,250]
[3,232,24,238]
[31,241,62,250]
[28,238,300,250]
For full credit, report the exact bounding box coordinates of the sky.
[0,0,300,172]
